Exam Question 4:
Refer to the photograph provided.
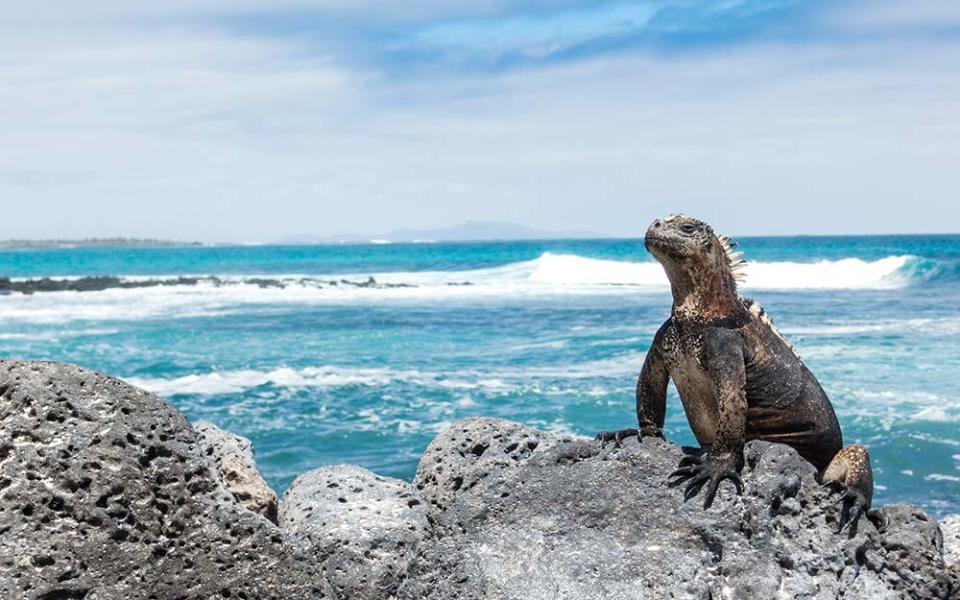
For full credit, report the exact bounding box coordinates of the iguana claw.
[669,451,744,509]
[831,486,869,537]
[595,424,664,448]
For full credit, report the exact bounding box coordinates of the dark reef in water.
[0,275,422,295]
[0,360,957,600]
[0,275,207,294]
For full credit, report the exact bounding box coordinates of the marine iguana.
[596,214,874,533]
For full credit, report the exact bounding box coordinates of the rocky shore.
[0,360,957,599]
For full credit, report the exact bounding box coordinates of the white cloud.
[1,4,959,240]
[822,0,960,30]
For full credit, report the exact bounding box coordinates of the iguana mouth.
[644,234,681,254]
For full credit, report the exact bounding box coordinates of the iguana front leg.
[669,328,747,508]
[596,323,670,447]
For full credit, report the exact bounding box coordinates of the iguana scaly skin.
[597,214,874,534]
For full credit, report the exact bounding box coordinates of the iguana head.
[645,214,744,318]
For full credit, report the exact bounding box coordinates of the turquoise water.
[1,236,958,516]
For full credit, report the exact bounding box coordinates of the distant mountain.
[277,221,603,244]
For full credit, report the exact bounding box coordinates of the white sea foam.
[125,355,642,397]
[127,366,415,396]
[742,256,914,290]
[0,283,238,325]
[825,387,960,429]
[925,474,960,482]
[911,407,960,423]
[525,253,665,286]
[509,340,569,351]
[0,328,121,341]
[0,252,924,325]
[522,253,914,290]
[0,332,42,340]
[783,317,960,337]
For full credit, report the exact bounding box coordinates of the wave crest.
[515,252,917,290]
[0,252,938,325]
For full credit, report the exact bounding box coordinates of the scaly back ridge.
[717,234,746,282]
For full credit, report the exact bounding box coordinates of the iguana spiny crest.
[646,214,798,356]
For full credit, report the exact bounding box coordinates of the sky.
[1,1,959,241]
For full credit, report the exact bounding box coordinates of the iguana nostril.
[653,220,662,229]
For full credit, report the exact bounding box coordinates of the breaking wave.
[519,253,921,289]
[0,253,948,325]
[0,252,936,292]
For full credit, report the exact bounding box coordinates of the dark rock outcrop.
[279,465,431,600]
[413,416,582,516]
[0,275,205,295]
[401,420,959,600]
[0,360,326,600]
[194,420,279,523]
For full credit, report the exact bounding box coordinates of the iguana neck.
[663,263,740,322]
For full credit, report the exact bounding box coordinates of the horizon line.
[1,230,960,250]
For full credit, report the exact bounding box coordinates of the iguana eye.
[679,223,697,234]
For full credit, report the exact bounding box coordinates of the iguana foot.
[822,444,874,537]
[669,451,744,509]
[595,424,664,448]
[826,483,869,537]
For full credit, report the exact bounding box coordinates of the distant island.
[277,220,603,244]
[0,238,202,250]
[1,223,605,249]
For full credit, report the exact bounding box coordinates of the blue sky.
[1,1,959,240]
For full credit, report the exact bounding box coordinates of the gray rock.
[400,419,959,600]
[194,420,278,523]
[943,513,960,570]
[3,362,955,600]
[0,360,327,600]
[413,416,583,515]
[280,464,431,600]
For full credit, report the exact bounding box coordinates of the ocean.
[1,235,958,516]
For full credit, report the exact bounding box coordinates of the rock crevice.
[194,420,279,523]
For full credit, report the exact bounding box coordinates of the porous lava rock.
[400,419,959,600]
[0,360,326,600]
[194,420,278,523]
[279,464,431,600]
[3,363,956,600]
[413,416,583,516]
